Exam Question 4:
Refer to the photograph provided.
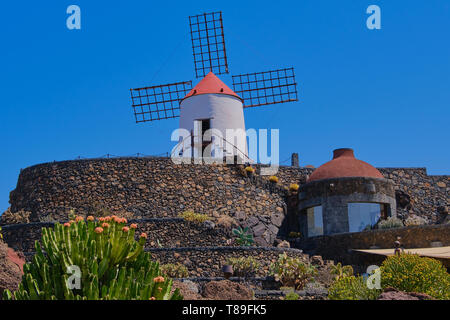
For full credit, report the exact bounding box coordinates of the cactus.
[3,215,182,300]
[330,262,354,281]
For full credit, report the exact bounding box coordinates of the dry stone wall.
[378,168,448,223]
[1,219,233,253]
[5,158,448,248]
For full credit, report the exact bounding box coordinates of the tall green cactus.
[3,215,182,300]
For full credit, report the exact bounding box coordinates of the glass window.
[348,203,383,233]
[306,206,323,237]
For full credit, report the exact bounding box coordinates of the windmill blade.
[130,81,192,123]
[189,11,229,78]
[232,67,299,108]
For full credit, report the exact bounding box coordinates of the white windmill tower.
[178,71,247,161]
[129,11,299,163]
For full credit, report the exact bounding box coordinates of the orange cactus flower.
[153,276,165,283]
[121,218,128,224]
[149,297,156,300]
[130,223,138,229]
[87,216,94,222]
[140,232,148,239]
[75,216,84,222]
[104,216,112,222]
[122,226,130,232]
[63,222,71,227]
[99,217,105,222]
[102,223,110,228]
[94,227,104,234]
[114,217,122,224]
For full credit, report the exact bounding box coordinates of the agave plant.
[232,226,254,246]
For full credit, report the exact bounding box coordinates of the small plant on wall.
[232,226,254,246]
[178,210,209,223]
[377,216,404,229]
[0,207,31,225]
[226,256,260,278]
[160,263,189,278]
[244,166,255,177]
[330,263,354,281]
[269,176,278,184]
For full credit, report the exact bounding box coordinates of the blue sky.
[0,1,449,213]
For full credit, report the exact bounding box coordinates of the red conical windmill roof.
[307,148,384,182]
[183,72,242,101]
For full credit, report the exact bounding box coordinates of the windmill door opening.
[200,119,211,156]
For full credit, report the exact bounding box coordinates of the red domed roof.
[183,72,242,101]
[307,148,384,182]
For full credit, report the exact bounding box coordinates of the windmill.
[130,11,299,163]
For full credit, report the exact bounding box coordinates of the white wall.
[179,93,248,160]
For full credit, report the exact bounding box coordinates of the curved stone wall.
[9,158,298,222]
[5,158,448,237]
[298,177,397,236]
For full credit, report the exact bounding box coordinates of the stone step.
[1,218,231,253]
[146,246,304,277]
[22,246,305,278]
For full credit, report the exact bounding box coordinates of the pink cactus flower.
[87,216,94,222]
[149,297,156,300]
[102,223,110,228]
[130,223,138,229]
[94,227,104,234]
[75,216,84,222]
[64,222,71,227]
[153,276,165,283]
[140,232,148,239]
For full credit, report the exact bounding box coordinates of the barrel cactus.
[3,215,182,300]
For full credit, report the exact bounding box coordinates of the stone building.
[298,148,397,237]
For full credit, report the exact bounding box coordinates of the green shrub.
[284,291,299,300]
[232,227,254,246]
[269,253,316,290]
[3,215,182,300]
[160,263,189,278]
[288,232,302,239]
[328,276,381,300]
[330,263,354,281]
[404,215,427,226]
[226,256,260,277]
[178,210,209,223]
[0,207,31,225]
[377,216,404,229]
[380,253,450,300]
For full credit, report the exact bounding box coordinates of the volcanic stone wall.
[1,219,232,253]
[10,158,297,222]
[296,224,450,270]
[378,168,448,223]
[7,158,448,228]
